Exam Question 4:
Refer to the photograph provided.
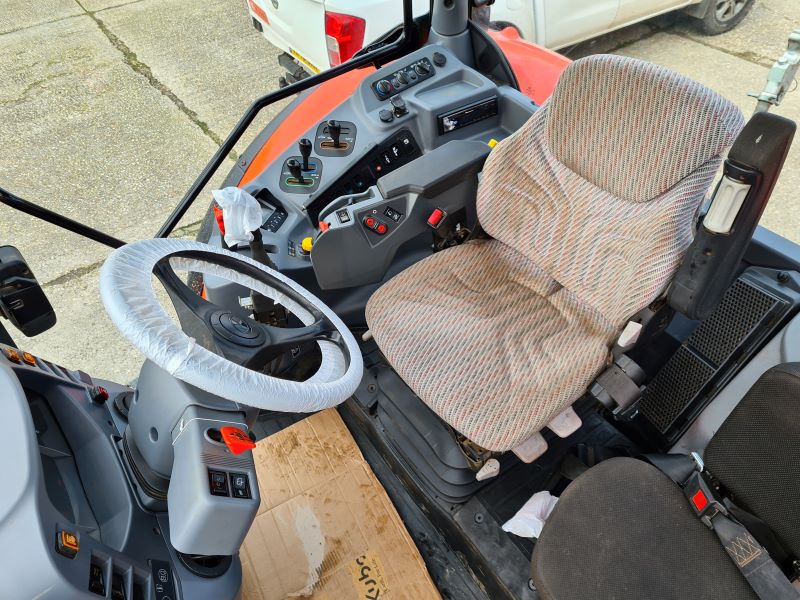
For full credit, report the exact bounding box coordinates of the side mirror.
[0,246,56,336]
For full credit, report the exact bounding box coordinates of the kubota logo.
[271,0,279,8]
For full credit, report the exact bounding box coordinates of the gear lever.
[327,119,342,148]
[287,159,305,185]
[298,138,312,171]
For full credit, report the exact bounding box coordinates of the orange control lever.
[220,426,256,455]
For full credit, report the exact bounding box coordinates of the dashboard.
[205,44,536,319]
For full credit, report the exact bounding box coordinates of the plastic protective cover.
[502,491,559,538]
[100,239,363,412]
[212,187,263,247]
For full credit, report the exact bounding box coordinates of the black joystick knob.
[298,138,312,171]
[327,119,342,148]
[287,158,305,185]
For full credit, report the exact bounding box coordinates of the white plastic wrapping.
[100,238,363,412]
[212,187,263,247]
[501,491,559,539]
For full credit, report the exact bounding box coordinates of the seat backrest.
[477,54,744,326]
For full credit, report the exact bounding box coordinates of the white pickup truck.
[246,0,754,82]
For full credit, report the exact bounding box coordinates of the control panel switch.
[390,96,407,117]
[287,159,305,185]
[90,385,110,404]
[379,109,394,123]
[427,208,446,229]
[298,138,312,171]
[375,223,388,235]
[56,530,80,558]
[300,237,314,255]
[230,473,252,499]
[327,120,342,148]
[208,470,229,497]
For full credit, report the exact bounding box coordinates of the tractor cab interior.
[2,1,800,599]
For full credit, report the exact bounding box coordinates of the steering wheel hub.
[211,310,265,346]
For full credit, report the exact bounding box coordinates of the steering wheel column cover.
[100,239,363,412]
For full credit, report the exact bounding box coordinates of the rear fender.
[489,27,570,105]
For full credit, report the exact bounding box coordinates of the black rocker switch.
[327,119,342,148]
[287,159,305,184]
[298,138,312,171]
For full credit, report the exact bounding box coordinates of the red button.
[375,223,388,235]
[691,489,709,512]
[364,216,376,229]
[427,208,445,228]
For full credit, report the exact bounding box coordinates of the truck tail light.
[324,11,366,67]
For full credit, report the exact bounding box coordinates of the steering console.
[99,239,363,556]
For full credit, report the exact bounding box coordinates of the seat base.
[532,457,758,600]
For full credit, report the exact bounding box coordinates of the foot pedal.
[475,458,500,481]
[512,432,548,463]
[546,406,582,438]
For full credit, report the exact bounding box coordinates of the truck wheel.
[697,0,755,35]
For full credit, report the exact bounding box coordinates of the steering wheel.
[100,239,363,412]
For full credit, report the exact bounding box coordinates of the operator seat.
[365,54,744,452]
[532,363,800,599]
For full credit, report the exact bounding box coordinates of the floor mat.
[240,408,441,600]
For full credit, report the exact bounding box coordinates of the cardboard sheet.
[240,409,441,600]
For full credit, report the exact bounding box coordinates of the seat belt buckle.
[684,471,728,528]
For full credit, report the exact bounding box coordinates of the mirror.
[0,245,56,337]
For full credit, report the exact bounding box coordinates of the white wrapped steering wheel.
[100,238,363,412]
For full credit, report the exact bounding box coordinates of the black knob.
[376,79,392,95]
[415,62,430,76]
[390,95,407,117]
[327,119,342,148]
[298,138,312,171]
[287,159,304,184]
[432,52,446,67]
[397,72,408,84]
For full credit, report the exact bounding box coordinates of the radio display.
[438,97,499,135]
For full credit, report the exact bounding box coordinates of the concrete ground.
[0,0,799,383]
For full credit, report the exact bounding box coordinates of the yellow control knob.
[301,237,314,254]
[488,138,498,148]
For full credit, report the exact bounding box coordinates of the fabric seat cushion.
[704,363,800,558]
[365,239,617,451]
[532,457,758,600]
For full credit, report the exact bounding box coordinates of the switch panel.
[372,57,435,100]
[307,129,420,224]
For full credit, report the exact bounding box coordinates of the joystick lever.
[287,159,305,185]
[327,119,342,148]
[298,138,312,171]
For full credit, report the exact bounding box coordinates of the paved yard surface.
[0,0,798,383]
